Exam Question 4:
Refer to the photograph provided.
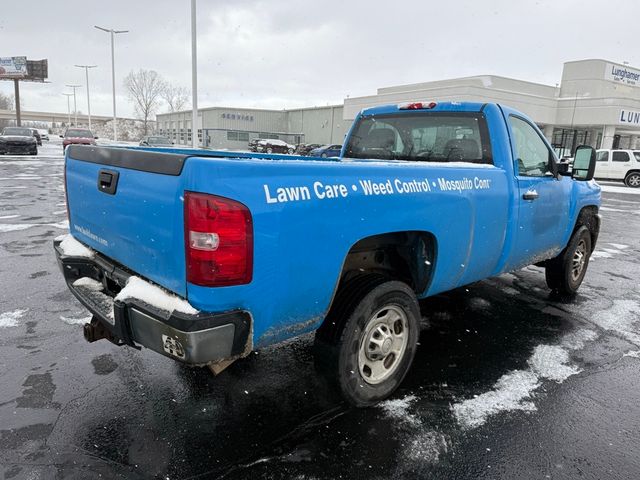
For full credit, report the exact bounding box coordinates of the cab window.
[596,151,609,162]
[509,116,553,176]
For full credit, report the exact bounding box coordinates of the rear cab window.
[343,112,493,164]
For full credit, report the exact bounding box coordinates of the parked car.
[29,129,42,146]
[256,139,295,154]
[248,138,262,152]
[594,149,640,187]
[55,101,600,407]
[0,127,38,155]
[37,129,50,141]
[309,144,342,157]
[61,128,97,152]
[295,143,322,156]
[140,135,174,147]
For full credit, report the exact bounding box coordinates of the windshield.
[344,112,491,164]
[2,127,33,136]
[148,137,171,144]
[65,129,93,138]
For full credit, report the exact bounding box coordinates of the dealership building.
[157,59,640,157]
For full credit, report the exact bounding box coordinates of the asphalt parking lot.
[1,141,639,479]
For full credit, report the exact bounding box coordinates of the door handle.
[522,190,539,201]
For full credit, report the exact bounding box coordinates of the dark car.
[140,135,174,147]
[256,139,295,154]
[248,138,262,152]
[0,127,38,155]
[309,144,342,157]
[61,128,97,152]
[296,143,322,156]
[30,128,42,146]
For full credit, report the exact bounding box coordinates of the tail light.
[184,192,253,287]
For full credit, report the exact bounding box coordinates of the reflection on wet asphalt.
[1,143,639,479]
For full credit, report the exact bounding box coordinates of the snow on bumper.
[53,236,251,365]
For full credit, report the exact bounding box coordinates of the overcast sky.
[1,0,638,118]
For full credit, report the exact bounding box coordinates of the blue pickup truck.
[54,101,601,406]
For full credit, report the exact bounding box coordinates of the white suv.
[595,149,640,187]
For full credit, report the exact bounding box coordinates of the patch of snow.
[60,315,92,325]
[0,223,35,232]
[560,329,598,350]
[591,250,613,259]
[72,277,103,291]
[452,370,539,428]
[0,309,28,328]
[379,395,420,426]
[405,431,449,463]
[60,235,94,258]
[528,345,581,382]
[114,276,198,315]
[600,184,640,195]
[469,297,491,310]
[623,350,640,358]
[0,214,19,219]
[607,243,629,250]
[589,299,640,346]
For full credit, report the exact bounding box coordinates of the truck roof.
[360,101,488,117]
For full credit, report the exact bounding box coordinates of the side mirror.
[59,135,63,138]
[571,145,596,181]
[94,136,99,140]
[141,141,148,146]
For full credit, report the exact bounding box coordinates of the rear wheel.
[624,171,640,188]
[314,276,420,407]
[321,153,328,158]
[545,225,592,295]
[266,147,273,154]
[287,148,294,154]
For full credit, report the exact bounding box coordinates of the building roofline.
[157,104,343,117]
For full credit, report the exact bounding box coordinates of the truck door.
[610,150,632,180]
[505,114,571,270]
[594,150,610,178]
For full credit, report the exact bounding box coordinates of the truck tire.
[624,171,640,188]
[545,225,592,295]
[314,276,420,407]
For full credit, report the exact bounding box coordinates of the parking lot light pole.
[65,84,81,126]
[191,0,198,149]
[75,65,97,131]
[95,25,129,141]
[62,93,73,127]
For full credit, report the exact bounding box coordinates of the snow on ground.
[114,276,198,315]
[379,395,420,426]
[591,243,628,260]
[60,315,92,325]
[59,234,94,258]
[599,184,640,195]
[0,309,28,328]
[452,328,598,429]
[0,221,69,233]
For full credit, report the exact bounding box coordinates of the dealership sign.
[619,109,640,125]
[606,63,640,87]
[0,57,27,79]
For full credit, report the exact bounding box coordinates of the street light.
[62,93,73,127]
[75,65,97,131]
[191,0,198,148]
[95,25,129,141]
[66,84,81,126]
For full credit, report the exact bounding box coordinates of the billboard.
[0,56,28,79]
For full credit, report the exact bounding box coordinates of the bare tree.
[0,92,15,129]
[161,83,190,113]
[124,69,164,135]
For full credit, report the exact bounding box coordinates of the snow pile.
[72,277,103,291]
[60,315,92,325]
[59,235,94,258]
[0,309,28,328]
[379,395,420,426]
[114,276,198,315]
[452,327,598,428]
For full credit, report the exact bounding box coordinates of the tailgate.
[65,146,189,296]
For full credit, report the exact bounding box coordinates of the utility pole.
[66,84,81,126]
[95,26,129,141]
[75,65,97,130]
[191,0,198,148]
[62,93,73,127]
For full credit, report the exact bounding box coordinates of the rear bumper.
[54,238,251,365]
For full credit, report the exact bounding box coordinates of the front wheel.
[315,277,420,407]
[545,225,592,296]
[266,147,273,154]
[624,171,640,188]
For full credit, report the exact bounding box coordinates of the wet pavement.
[1,141,639,479]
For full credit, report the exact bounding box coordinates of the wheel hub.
[571,239,587,281]
[358,305,409,385]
